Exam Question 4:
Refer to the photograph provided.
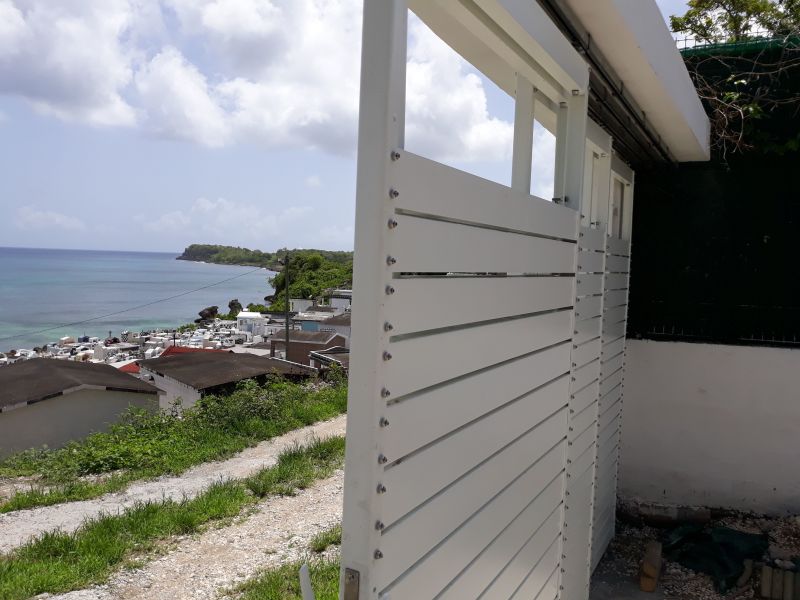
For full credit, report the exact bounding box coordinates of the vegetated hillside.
[177,244,352,271]
[268,251,352,311]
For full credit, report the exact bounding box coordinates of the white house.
[328,289,352,312]
[236,311,267,336]
[0,359,160,457]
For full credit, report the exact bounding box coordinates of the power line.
[0,266,266,343]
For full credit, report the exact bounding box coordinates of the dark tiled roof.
[311,347,350,369]
[270,331,343,344]
[0,359,159,410]
[140,352,314,390]
[323,313,351,326]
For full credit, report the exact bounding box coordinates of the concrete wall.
[140,368,202,410]
[620,339,800,515]
[0,389,158,457]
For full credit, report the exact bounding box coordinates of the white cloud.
[304,175,322,188]
[136,209,191,232]
[532,122,557,201]
[15,206,86,231]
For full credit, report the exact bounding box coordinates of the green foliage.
[670,0,800,43]
[0,438,345,600]
[236,559,340,600]
[0,379,347,512]
[269,251,352,311]
[177,244,352,271]
[308,523,342,553]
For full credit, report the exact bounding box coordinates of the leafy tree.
[670,0,789,43]
[269,251,352,311]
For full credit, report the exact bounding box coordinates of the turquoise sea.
[0,247,275,351]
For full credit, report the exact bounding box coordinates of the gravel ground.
[0,415,346,554]
[44,470,344,600]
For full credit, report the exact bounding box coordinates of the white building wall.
[140,368,202,410]
[620,339,800,515]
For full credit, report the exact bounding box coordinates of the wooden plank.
[577,249,604,273]
[604,272,629,290]
[380,458,565,597]
[574,315,601,345]
[391,150,578,242]
[571,383,598,416]
[572,337,601,370]
[387,276,573,335]
[600,367,624,396]
[604,289,628,308]
[571,359,600,393]
[605,253,630,273]
[600,352,624,379]
[380,438,566,592]
[606,236,630,256]
[603,336,626,359]
[575,295,602,321]
[604,305,627,325]
[382,385,568,525]
[384,342,571,460]
[437,482,563,599]
[391,213,576,274]
[509,537,561,600]
[579,226,605,252]
[576,273,603,297]
[602,318,626,340]
[386,310,572,398]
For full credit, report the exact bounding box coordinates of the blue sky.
[0,0,687,253]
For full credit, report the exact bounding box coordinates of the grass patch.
[236,558,341,600]
[0,436,345,600]
[0,378,347,512]
[309,524,342,553]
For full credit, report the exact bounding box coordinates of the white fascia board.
[409,0,589,109]
[562,0,710,162]
[587,118,612,154]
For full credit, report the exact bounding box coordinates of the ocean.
[0,247,275,351]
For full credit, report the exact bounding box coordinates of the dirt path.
[48,470,344,600]
[0,415,346,554]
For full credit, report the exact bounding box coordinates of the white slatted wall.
[590,235,631,570]
[368,150,577,599]
[561,225,606,597]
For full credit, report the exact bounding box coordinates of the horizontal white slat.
[574,315,601,345]
[604,273,629,290]
[598,418,619,449]
[602,336,626,360]
[382,383,568,525]
[392,150,578,241]
[386,310,572,398]
[605,254,630,273]
[572,337,601,369]
[384,343,571,460]
[577,249,604,273]
[602,318,626,340]
[600,352,624,379]
[579,226,606,251]
[594,471,617,506]
[603,305,627,325]
[603,289,628,308]
[569,438,596,479]
[509,536,560,600]
[381,438,565,592]
[600,396,622,427]
[570,403,596,439]
[598,385,622,414]
[576,273,603,297]
[387,276,574,335]
[571,383,598,416]
[381,461,565,596]
[606,236,630,256]
[570,419,596,457]
[391,214,576,274]
[438,482,563,599]
[592,516,615,568]
[597,440,620,470]
[575,295,602,321]
[571,359,599,393]
[600,367,624,396]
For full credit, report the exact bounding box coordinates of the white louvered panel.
[509,537,561,600]
[576,273,603,296]
[572,359,600,392]
[606,236,630,256]
[575,295,603,320]
[604,273,629,290]
[391,213,576,274]
[573,337,602,369]
[602,318,626,340]
[575,315,602,345]
[604,289,628,308]
[601,352,625,379]
[604,305,627,325]
[386,276,573,335]
[605,253,630,273]
[579,226,606,251]
[572,381,600,415]
[577,249,605,273]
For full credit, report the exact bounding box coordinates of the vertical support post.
[340,1,407,599]
[563,92,589,214]
[592,148,612,230]
[511,74,535,194]
[553,102,568,202]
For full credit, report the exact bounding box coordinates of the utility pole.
[284,249,290,362]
